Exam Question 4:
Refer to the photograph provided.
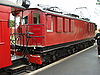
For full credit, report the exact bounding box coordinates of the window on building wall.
[33,13,40,24]
[23,16,28,24]
[57,17,63,32]
[46,15,54,32]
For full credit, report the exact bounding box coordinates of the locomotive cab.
[16,8,45,48]
[10,9,45,65]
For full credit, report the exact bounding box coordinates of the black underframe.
[16,37,95,54]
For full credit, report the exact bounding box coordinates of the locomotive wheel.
[89,41,94,46]
[55,52,59,60]
[77,44,81,51]
[52,55,56,61]
[75,44,79,52]
[84,42,88,48]
[80,44,84,50]
[29,64,37,71]
[70,46,76,54]
[74,45,79,52]
[67,48,72,55]
[86,42,90,47]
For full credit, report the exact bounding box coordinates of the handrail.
[0,42,5,45]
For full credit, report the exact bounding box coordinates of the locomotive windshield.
[33,13,40,24]
[23,16,28,24]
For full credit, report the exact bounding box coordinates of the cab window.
[23,16,28,24]
[33,13,40,24]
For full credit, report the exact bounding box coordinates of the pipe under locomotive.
[0,0,97,74]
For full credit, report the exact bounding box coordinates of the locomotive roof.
[0,0,25,9]
[29,8,95,24]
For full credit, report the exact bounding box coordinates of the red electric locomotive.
[15,5,96,65]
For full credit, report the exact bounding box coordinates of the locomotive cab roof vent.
[16,0,30,8]
[45,7,63,14]
[81,18,90,21]
[64,13,79,18]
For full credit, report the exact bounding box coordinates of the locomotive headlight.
[16,0,30,8]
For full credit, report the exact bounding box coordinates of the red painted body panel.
[27,55,42,64]
[17,24,45,46]
[0,5,12,68]
[17,8,95,47]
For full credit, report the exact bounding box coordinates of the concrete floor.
[34,45,100,75]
